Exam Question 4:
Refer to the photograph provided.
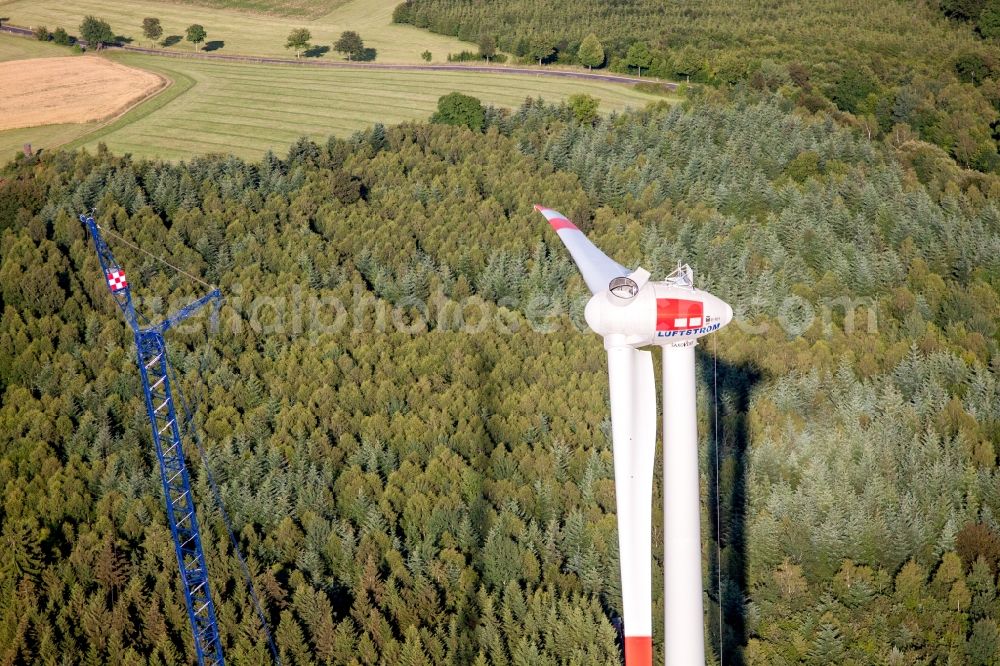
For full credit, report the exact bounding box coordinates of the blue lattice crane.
[81,213,226,665]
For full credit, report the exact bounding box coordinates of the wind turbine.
[535,205,732,666]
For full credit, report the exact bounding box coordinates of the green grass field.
[0,30,80,60]
[62,52,664,160]
[158,0,351,19]
[0,0,475,63]
[0,30,666,162]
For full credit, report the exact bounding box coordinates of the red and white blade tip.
[533,204,579,231]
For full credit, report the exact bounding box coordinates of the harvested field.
[0,56,166,130]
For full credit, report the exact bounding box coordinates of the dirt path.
[115,44,676,86]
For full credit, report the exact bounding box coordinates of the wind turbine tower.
[535,205,733,666]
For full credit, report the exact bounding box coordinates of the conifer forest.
[3,3,1000,665]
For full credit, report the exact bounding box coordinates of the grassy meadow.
[65,52,664,160]
[0,33,665,161]
[157,0,352,19]
[0,31,80,60]
[0,0,476,63]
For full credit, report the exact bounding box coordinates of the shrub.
[431,92,485,130]
[52,27,71,46]
[392,1,413,24]
[567,94,599,124]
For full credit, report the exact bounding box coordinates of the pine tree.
[967,619,1000,666]
[808,624,846,664]
[968,557,996,620]
[399,625,432,666]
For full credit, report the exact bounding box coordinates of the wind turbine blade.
[606,345,657,666]
[535,205,629,294]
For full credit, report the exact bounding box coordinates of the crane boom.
[81,214,225,666]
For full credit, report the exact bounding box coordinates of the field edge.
[63,56,188,153]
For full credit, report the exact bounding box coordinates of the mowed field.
[0,0,475,63]
[62,52,664,160]
[158,0,352,19]
[0,33,668,162]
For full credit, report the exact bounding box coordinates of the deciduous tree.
[431,92,485,130]
[527,37,555,66]
[334,30,364,61]
[626,41,652,77]
[286,28,311,58]
[479,34,496,62]
[577,33,604,70]
[142,17,162,47]
[186,24,206,50]
[79,15,114,49]
[567,93,599,123]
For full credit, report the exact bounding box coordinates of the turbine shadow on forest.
[701,353,762,666]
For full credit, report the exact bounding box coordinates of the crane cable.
[95,219,278,661]
[96,223,217,290]
[713,333,723,666]
[99,224,277,662]
[169,362,282,666]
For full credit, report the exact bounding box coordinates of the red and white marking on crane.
[106,268,128,292]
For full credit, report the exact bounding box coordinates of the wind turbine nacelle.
[585,281,733,347]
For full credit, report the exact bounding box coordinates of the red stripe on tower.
[624,636,652,665]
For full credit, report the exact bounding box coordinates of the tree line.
[28,15,376,60]
[284,28,375,61]
[393,0,1000,175]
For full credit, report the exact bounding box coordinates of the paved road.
[1,24,676,89]
[1,25,33,38]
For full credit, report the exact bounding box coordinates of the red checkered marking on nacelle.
[655,298,703,331]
